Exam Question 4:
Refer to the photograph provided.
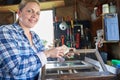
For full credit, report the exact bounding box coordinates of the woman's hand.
[44,46,65,58]
[44,45,75,59]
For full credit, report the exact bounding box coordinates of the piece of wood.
[0,0,65,12]
[74,49,96,54]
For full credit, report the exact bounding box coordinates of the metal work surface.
[45,71,114,80]
[42,60,114,80]
[46,60,93,70]
[41,49,115,80]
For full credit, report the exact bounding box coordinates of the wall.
[0,11,15,26]
[56,4,92,21]
[110,44,120,59]
[55,3,120,60]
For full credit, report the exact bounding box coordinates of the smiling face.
[17,2,40,29]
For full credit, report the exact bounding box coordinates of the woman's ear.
[17,10,21,17]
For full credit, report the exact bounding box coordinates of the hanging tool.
[61,35,65,45]
[59,17,68,31]
[75,33,80,48]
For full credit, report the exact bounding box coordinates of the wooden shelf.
[0,0,65,12]
[103,40,119,43]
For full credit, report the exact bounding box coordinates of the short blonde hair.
[18,0,40,11]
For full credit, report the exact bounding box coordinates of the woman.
[0,0,73,79]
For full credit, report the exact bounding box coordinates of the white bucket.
[102,4,109,14]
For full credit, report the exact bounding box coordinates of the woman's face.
[17,2,40,29]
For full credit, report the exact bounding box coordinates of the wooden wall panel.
[0,12,15,26]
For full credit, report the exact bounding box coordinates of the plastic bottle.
[109,2,116,13]
[102,4,109,14]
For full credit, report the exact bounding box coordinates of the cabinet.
[91,0,120,60]
[91,0,120,41]
[91,14,119,51]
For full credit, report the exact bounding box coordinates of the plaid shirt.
[0,23,47,80]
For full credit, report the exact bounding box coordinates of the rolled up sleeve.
[36,52,47,67]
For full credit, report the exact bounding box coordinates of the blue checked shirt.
[0,23,47,80]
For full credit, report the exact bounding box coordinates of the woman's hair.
[18,0,40,11]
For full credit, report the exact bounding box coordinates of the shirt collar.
[13,23,24,34]
[13,23,35,35]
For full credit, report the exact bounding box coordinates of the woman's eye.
[26,9,40,15]
[27,10,33,13]
[36,12,40,15]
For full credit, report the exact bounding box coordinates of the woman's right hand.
[44,46,65,58]
[44,45,76,59]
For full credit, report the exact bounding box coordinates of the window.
[31,10,54,47]
[16,10,54,47]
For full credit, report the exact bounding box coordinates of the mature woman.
[0,0,73,79]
